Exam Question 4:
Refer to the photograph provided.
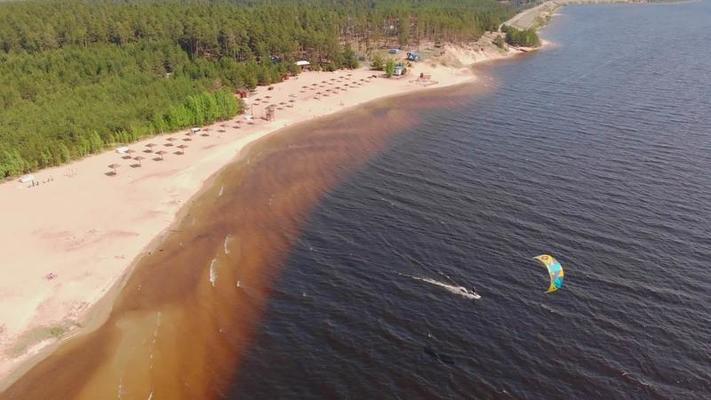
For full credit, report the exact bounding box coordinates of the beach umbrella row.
[107,142,193,175]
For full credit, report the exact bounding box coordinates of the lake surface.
[229,2,711,399]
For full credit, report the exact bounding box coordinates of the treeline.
[0,42,243,176]
[0,0,522,178]
[0,81,240,177]
[0,1,518,56]
[502,24,541,47]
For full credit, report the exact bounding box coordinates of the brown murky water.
[1,84,481,400]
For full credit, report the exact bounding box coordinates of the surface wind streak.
[229,3,711,400]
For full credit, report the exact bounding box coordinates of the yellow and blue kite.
[534,254,564,293]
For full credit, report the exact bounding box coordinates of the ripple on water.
[228,2,711,399]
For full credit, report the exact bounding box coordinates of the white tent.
[115,146,129,154]
[19,174,35,183]
[295,60,310,66]
[191,127,201,133]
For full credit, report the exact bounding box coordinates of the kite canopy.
[534,254,564,293]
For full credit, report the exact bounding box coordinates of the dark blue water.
[230,3,711,399]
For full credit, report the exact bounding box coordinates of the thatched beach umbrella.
[145,143,157,153]
[108,163,120,175]
[155,150,166,160]
[176,144,188,155]
[134,155,145,166]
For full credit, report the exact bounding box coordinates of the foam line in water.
[209,258,218,287]
[117,377,124,399]
[224,235,231,255]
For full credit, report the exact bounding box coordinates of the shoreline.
[0,80,502,393]
[0,36,540,391]
[504,0,684,31]
[1,79,491,399]
[1,0,682,390]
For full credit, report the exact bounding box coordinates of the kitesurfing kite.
[533,254,564,293]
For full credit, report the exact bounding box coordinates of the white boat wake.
[404,274,481,300]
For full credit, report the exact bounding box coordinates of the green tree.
[384,59,396,78]
[370,53,384,71]
[503,26,541,47]
[342,45,359,69]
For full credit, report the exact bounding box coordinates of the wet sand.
[1,84,486,399]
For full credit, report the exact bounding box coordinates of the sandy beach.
[0,37,537,389]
